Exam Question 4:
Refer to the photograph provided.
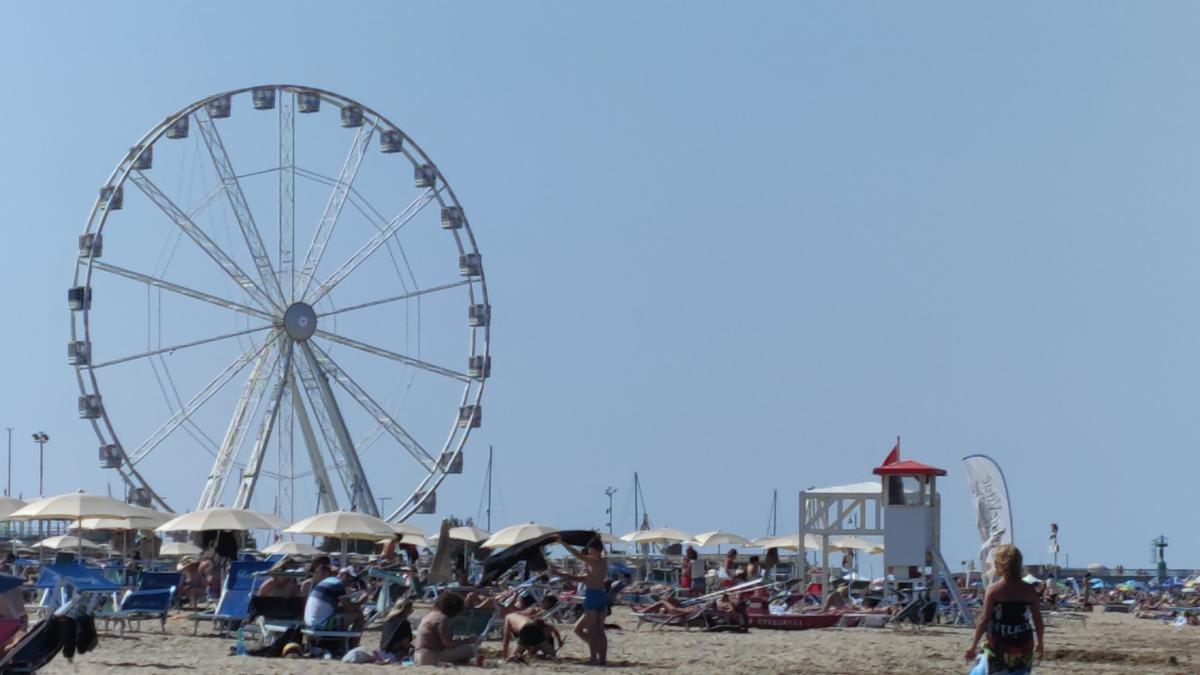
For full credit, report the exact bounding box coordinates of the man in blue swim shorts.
[553,536,609,666]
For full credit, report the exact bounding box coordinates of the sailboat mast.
[486,446,493,531]
[633,472,640,531]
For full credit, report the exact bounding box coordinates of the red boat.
[745,598,841,630]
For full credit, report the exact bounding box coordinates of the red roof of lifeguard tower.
[871,440,947,476]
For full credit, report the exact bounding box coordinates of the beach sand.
[39,609,1200,674]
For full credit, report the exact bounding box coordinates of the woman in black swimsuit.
[965,545,1044,674]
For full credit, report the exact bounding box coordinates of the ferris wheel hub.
[283,302,317,341]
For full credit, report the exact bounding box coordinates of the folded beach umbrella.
[620,527,692,544]
[35,535,102,551]
[157,507,287,533]
[752,533,821,551]
[159,541,203,557]
[261,540,321,556]
[448,526,491,543]
[481,523,558,549]
[689,531,752,548]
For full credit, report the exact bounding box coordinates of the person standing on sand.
[965,544,1044,675]
[553,536,609,666]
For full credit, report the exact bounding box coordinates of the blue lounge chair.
[35,565,122,615]
[97,588,175,636]
[188,561,272,636]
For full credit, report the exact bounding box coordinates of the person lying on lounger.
[502,595,563,661]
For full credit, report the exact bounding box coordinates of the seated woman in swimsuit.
[965,544,1044,675]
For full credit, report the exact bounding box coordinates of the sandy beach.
[35,609,1200,674]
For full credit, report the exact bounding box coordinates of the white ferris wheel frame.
[68,85,489,523]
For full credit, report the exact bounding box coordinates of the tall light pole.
[32,432,48,496]
[4,427,11,497]
[604,486,617,552]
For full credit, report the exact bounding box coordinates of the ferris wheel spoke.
[128,332,276,467]
[279,91,296,303]
[197,340,283,509]
[129,172,279,312]
[294,342,378,515]
[308,342,437,472]
[294,167,389,226]
[233,342,294,509]
[290,378,340,512]
[313,329,470,382]
[306,186,440,305]
[91,323,274,370]
[294,122,378,301]
[91,261,275,322]
[316,279,471,319]
[196,109,286,306]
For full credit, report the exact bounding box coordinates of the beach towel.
[480,530,599,586]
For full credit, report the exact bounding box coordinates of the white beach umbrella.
[379,534,430,548]
[828,536,884,553]
[156,508,288,533]
[35,535,102,551]
[159,541,203,557]
[448,526,491,543]
[0,497,26,521]
[392,522,426,537]
[620,527,692,544]
[480,523,557,550]
[752,533,821,551]
[284,511,396,539]
[286,511,396,565]
[689,531,752,548]
[10,492,142,521]
[261,540,322,556]
[71,515,167,531]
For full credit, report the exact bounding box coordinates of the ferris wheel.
[68,85,489,522]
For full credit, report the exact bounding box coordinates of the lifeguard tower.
[798,441,971,623]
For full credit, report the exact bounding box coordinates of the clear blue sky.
[1,2,1197,569]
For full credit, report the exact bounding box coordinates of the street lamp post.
[604,486,617,552]
[32,432,48,497]
[4,427,11,497]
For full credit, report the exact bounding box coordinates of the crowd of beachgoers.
[0,518,1196,674]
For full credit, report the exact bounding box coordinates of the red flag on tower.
[882,437,900,465]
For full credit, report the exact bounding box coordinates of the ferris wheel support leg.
[197,344,280,510]
[297,342,378,516]
[233,343,293,509]
[289,379,339,513]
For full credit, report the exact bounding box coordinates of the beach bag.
[968,651,988,675]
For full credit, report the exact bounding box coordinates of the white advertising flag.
[962,454,1013,579]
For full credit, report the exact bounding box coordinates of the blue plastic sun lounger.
[97,587,175,636]
[188,561,272,636]
[34,565,122,615]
